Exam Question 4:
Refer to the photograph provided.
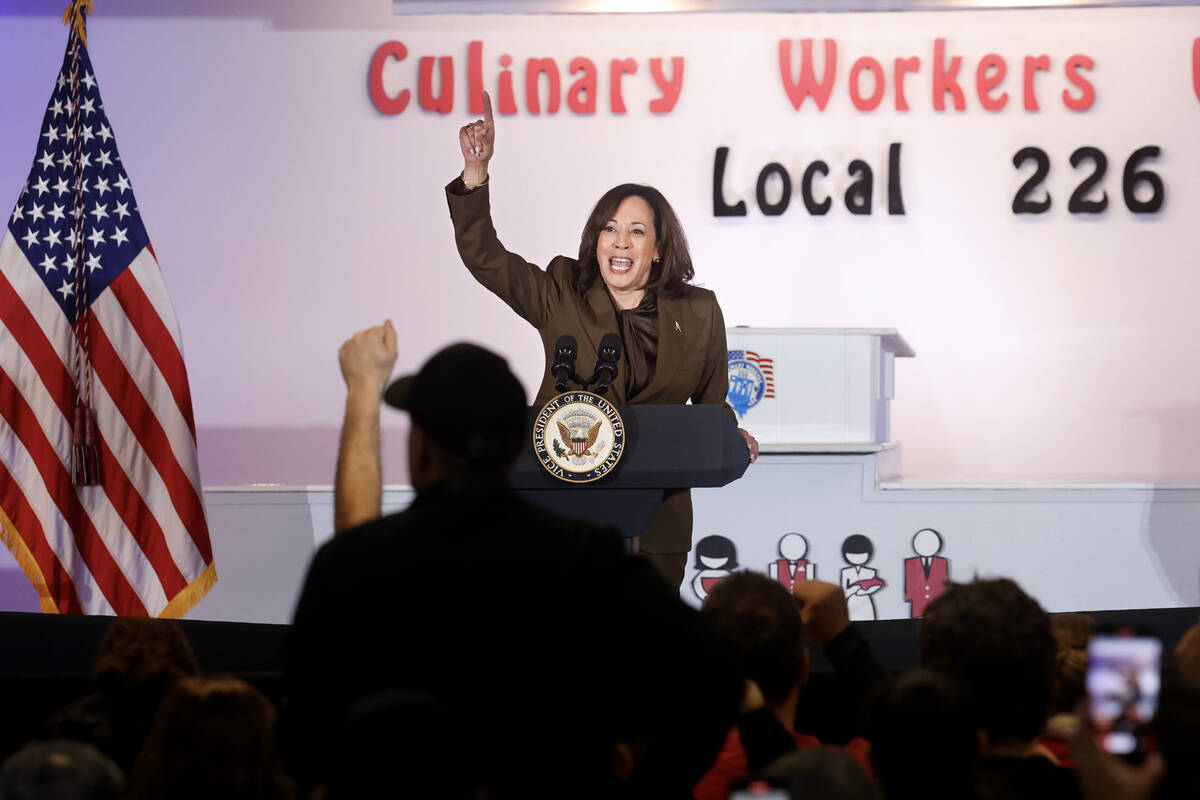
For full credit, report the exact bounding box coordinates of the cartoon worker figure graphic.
[692,535,739,602]
[768,532,815,593]
[840,534,885,621]
[904,528,949,618]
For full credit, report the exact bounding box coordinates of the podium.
[726,328,915,450]
[510,404,750,546]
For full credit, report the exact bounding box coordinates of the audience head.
[918,578,1056,747]
[44,618,200,772]
[125,675,293,800]
[1050,613,1094,715]
[0,740,122,800]
[93,618,199,699]
[759,747,879,800]
[384,343,527,486]
[866,669,978,799]
[702,571,808,709]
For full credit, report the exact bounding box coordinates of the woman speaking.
[446,93,758,588]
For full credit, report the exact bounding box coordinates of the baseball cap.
[383,343,528,463]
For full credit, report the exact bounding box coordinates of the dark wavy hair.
[126,676,294,800]
[703,571,806,706]
[918,578,1057,743]
[574,184,695,299]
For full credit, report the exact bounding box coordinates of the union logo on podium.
[532,392,626,483]
[727,350,776,417]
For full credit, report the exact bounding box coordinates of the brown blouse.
[610,292,659,399]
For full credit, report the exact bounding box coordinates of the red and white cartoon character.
[692,535,739,603]
[904,528,949,619]
[840,534,885,621]
[768,532,815,593]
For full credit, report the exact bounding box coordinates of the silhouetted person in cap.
[329,321,529,534]
[280,323,742,800]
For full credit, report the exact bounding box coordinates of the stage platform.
[0,447,1197,624]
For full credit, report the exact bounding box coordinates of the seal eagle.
[557,420,602,458]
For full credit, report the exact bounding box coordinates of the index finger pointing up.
[482,90,494,126]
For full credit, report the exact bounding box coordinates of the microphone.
[593,333,622,396]
[551,335,578,393]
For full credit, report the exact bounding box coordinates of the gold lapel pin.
[674,321,682,334]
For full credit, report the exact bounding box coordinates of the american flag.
[745,350,776,399]
[0,17,214,616]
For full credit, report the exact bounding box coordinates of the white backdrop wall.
[3,2,1200,487]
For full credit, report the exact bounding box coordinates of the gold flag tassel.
[62,0,94,48]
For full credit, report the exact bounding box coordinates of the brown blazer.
[446,178,734,553]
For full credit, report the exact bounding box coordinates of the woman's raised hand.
[459,91,495,185]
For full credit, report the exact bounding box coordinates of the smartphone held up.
[1086,628,1161,761]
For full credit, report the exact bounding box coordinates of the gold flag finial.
[61,0,94,47]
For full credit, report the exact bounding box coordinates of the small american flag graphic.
[744,350,775,399]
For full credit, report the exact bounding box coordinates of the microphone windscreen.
[555,334,578,359]
[599,332,622,361]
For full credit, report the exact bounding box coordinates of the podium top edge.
[758,442,892,454]
[726,328,915,357]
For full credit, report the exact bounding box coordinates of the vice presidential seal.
[532,392,625,483]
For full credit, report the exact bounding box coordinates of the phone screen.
[1086,632,1161,757]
